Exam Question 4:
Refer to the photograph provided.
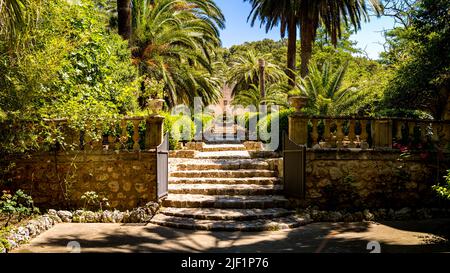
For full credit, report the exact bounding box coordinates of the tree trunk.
[300,22,314,78]
[259,59,266,104]
[287,16,297,87]
[117,0,132,40]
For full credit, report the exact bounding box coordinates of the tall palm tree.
[245,0,300,86]
[244,0,382,78]
[131,0,225,106]
[227,50,287,96]
[0,0,26,40]
[117,0,132,40]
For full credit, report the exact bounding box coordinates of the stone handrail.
[289,113,450,150]
[43,115,164,152]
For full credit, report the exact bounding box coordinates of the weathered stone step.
[150,214,311,231]
[175,160,270,171]
[202,144,246,152]
[160,207,293,220]
[196,151,251,159]
[162,194,289,209]
[170,170,276,178]
[168,177,282,185]
[168,184,283,195]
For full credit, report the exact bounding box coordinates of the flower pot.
[289,96,308,112]
[147,99,165,115]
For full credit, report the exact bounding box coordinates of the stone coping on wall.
[306,148,450,161]
[4,149,158,162]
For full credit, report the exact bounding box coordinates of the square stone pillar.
[288,113,309,146]
[145,115,165,149]
[372,119,393,149]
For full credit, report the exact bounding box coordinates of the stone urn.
[289,96,308,112]
[147,99,165,115]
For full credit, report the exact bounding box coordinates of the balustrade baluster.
[323,119,331,148]
[360,120,369,149]
[92,122,103,150]
[431,123,440,143]
[420,122,428,143]
[108,124,116,150]
[348,119,356,148]
[120,120,128,150]
[395,121,403,144]
[336,120,344,148]
[408,122,415,141]
[132,119,141,151]
[311,119,320,149]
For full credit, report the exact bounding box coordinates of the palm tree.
[244,0,382,78]
[0,0,26,40]
[117,0,132,40]
[299,0,383,77]
[298,61,360,115]
[227,50,287,96]
[245,0,300,86]
[131,0,225,106]
[232,83,290,108]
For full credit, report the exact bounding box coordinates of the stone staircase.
[150,142,311,231]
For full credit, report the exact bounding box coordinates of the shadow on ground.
[15,219,450,253]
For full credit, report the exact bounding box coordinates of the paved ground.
[14,219,450,253]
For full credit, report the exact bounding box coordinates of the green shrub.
[161,112,195,150]
[0,190,39,227]
[257,108,293,149]
[433,170,450,200]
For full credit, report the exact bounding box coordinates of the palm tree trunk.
[259,59,266,104]
[287,16,297,87]
[117,0,132,40]
[300,20,315,78]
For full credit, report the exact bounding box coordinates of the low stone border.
[298,207,450,222]
[0,202,160,253]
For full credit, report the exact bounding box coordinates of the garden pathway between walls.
[14,219,450,253]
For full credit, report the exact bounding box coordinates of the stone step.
[162,194,289,209]
[168,184,283,195]
[202,144,246,152]
[175,160,270,171]
[196,151,251,159]
[170,170,276,178]
[159,207,293,220]
[150,214,311,231]
[168,177,282,185]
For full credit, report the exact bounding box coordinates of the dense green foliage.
[381,0,450,119]
[432,170,450,201]
[0,189,38,227]
[0,0,140,130]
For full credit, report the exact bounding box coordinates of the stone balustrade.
[43,115,164,151]
[289,113,450,150]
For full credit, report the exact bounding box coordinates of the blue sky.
[215,0,396,60]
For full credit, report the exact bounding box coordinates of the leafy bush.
[0,190,38,227]
[0,0,139,154]
[161,112,195,150]
[432,170,450,200]
[257,108,293,149]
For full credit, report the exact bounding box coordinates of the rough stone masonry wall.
[301,150,450,210]
[1,151,157,210]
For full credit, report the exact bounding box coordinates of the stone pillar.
[289,113,308,146]
[145,115,165,149]
[372,119,393,149]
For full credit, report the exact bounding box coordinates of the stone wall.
[1,151,158,210]
[300,149,450,209]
